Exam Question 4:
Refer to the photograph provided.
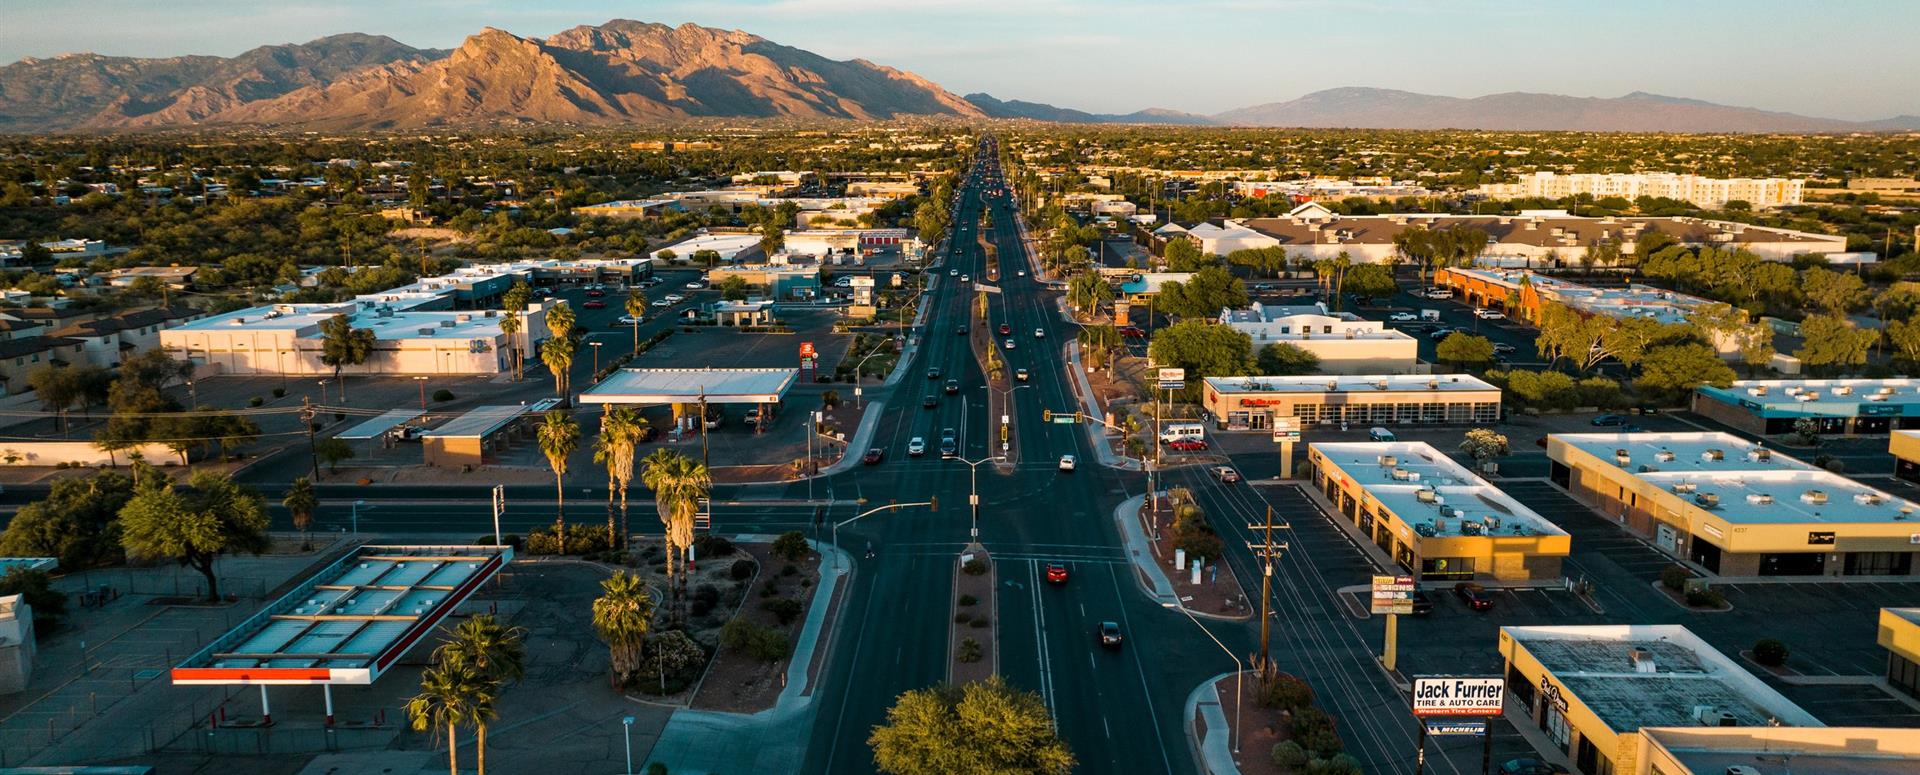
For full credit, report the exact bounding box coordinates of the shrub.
[646,763,668,775]
[781,564,798,577]
[248,396,264,407]
[1308,754,1363,775]
[1290,706,1343,758]
[759,581,779,598]
[761,597,803,625]
[720,619,791,662]
[962,558,988,576]
[1257,672,1316,712]
[1271,741,1309,771]
[1753,638,1789,666]
[954,612,972,624]
[729,558,755,581]
[432,389,455,402]
[1686,587,1726,608]
[957,594,978,607]
[694,534,734,558]
[272,387,287,398]
[956,637,982,663]
[771,531,810,562]
[1660,565,1691,591]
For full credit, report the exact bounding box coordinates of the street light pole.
[413,376,429,410]
[1165,602,1242,754]
[589,340,603,375]
[950,455,1004,542]
[832,499,937,570]
[621,715,635,775]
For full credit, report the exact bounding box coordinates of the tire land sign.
[1371,574,1415,615]
[1412,676,1505,717]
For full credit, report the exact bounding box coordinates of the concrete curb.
[1113,493,1179,607]
[1183,671,1240,775]
[814,399,887,479]
[1068,341,1142,472]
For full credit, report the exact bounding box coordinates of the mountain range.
[3,20,1917,133]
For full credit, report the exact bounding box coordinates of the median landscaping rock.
[950,544,996,684]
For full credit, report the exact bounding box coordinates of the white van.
[1160,422,1206,444]
[1419,309,1441,322]
[1368,427,1397,442]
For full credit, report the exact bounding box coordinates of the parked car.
[1015,368,1029,382]
[1389,312,1418,321]
[1118,326,1146,338]
[1211,466,1240,483]
[1498,760,1568,775]
[1474,308,1504,320]
[1409,589,1435,616]
[1369,427,1397,442]
[586,288,606,297]
[1454,582,1494,612]
[1590,414,1627,426]
[1097,621,1124,649]
[945,379,960,395]
[743,408,764,426]
[907,437,927,456]
[1166,439,1208,452]
[1492,343,1517,354]
[1046,563,1069,584]
[1428,327,1455,340]
[583,299,606,309]
[1058,454,1076,472]
[702,412,722,430]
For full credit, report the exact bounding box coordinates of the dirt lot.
[691,541,821,713]
[1146,493,1251,619]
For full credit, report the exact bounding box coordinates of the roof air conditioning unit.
[1615,449,1632,465]
[1671,482,1697,493]
[1694,492,1721,508]
[1655,450,1676,463]
[1854,492,1884,505]
[1747,493,1773,505]
[1702,449,1725,461]
[1434,518,1448,533]
[1628,647,1656,673]
[1415,489,1437,503]
[1801,490,1828,505]
[1751,448,1772,462]
[1378,455,1399,467]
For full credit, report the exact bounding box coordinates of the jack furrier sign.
[1411,676,1504,717]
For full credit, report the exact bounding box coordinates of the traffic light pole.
[832,499,938,570]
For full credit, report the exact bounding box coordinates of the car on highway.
[960,274,970,283]
[1389,312,1418,321]
[1493,343,1517,354]
[1046,563,1068,584]
[651,298,672,308]
[862,448,884,465]
[583,299,606,309]
[1498,760,1569,775]
[939,430,958,458]
[1003,339,1016,350]
[907,437,926,456]
[1017,270,1027,277]
[616,315,642,326]
[1211,466,1240,483]
[586,288,606,297]
[1097,621,1123,649]
[955,324,968,335]
[1058,454,1076,472]
[1166,439,1208,452]
[1033,328,1045,339]
[927,368,942,380]
[998,323,1012,335]
[664,293,686,303]
[1428,327,1455,340]
[922,395,938,409]
[1590,414,1626,426]
[1015,368,1029,382]
[685,280,707,290]
[1474,308,1505,320]
[1454,582,1494,612]
[944,379,960,395]
[950,268,959,276]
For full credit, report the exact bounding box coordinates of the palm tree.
[594,406,644,549]
[591,570,656,688]
[498,312,522,382]
[407,659,485,775]
[536,410,579,553]
[641,448,710,613]
[625,291,647,354]
[282,477,317,550]
[435,614,522,774]
[501,282,532,382]
[540,337,575,401]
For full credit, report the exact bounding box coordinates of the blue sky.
[5,0,1917,119]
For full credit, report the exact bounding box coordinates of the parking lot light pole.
[621,715,635,775]
[589,340,603,375]
[951,455,1004,542]
[1164,601,1242,754]
[412,376,429,410]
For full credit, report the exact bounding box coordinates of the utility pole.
[300,398,318,480]
[1245,506,1289,672]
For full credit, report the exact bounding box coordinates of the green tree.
[536,410,579,552]
[1257,343,1320,376]
[759,219,785,257]
[1459,428,1510,469]
[868,676,1075,775]
[642,448,710,608]
[1067,272,1114,314]
[1887,318,1920,369]
[318,314,376,401]
[1342,263,1397,303]
[0,469,134,569]
[1163,238,1213,272]
[642,630,705,693]
[1146,320,1257,400]
[27,364,108,434]
[282,477,317,549]
[594,406,645,548]
[1155,265,1247,319]
[544,302,579,398]
[718,275,750,301]
[117,471,270,601]
[407,658,488,775]
[1634,343,1737,402]
[1435,332,1495,369]
[501,282,532,382]
[592,570,656,688]
[1794,315,1877,375]
[314,436,355,474]
[1800,267,1867,314]
[625,291,648,354]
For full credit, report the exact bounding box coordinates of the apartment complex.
[1693,379,1920,436]
[1218,302,1418,374]
[1499,625,1822,775]
[1548,432,1920,577]
[1476,172,1805,209]
[1200,374,1502,431]
[1172,202,1843,262]
[1308,441,1570,581]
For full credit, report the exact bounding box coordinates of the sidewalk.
[1068,341,1141,471]
[639,536,850,774]
[1112,493,1179,608]
[1183,671,1239,775]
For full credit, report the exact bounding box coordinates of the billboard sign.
[799,341,817,360]
[1272,416,1302,443]
[1424,720,1487,736]
[1370,575,1415,615]
[1157,367,1186,391]
[1412,677,1505,717]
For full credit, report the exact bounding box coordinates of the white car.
[650,299,672,308]
[1388,312,1417,321]
[950,268,960,276]
[617,315,642,325]
[961,274,971,283]
[908,437,927,457]
[1058,455,1077,472]
[833,277,853,287]
[685,280,707,290]
[1474,308,1504,320]
[664,293,685,303]
[1017,270,1027,277]
[1033,328,1045,339]
[1211,466,1241,483]
[1003,339,1016,350]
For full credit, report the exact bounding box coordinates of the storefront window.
[1420,557,1476,581]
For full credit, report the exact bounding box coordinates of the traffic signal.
[1043,409,1053,422]
[929,496,939,513]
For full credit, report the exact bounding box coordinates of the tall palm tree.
[501,282,532,382]
[282,477,317,550]
[536,410,579,553]
[436,614,521,774]
[407,659,485,775]
[594,407,644,550]
[641,448,710,609]
[544,302,578,399]
[498,312,522,382]
[591,570,656,688]
[624,291,648,354]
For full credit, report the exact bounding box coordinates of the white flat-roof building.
[1694,378,1920,436]
[1202,374,1502,431]
[1548,431,1920,577]
[1309,441,1569,580]
[1219,301,1418,375]
[163,301,553,376]
[1477,172,1805,209]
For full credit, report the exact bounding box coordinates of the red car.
[1118,326,1146,338]
[586,289,606,297]
[862,448,884,465]
[1046,563,1068,584]
[1166,439,1208,452]
[1454,582,1494,612]
[998,323,1012,335]
[583,300,606,309]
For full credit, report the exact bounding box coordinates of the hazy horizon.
[5,0,1918,121]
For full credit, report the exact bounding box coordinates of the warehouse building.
[1635,726,1920,775]
[1201,374,1502,431]
[1219,302,1418,375]
[1499,624,1822,775]
[1694,379,1920,436]
[1308,441,1570,581]
[1548,432,1920,577]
